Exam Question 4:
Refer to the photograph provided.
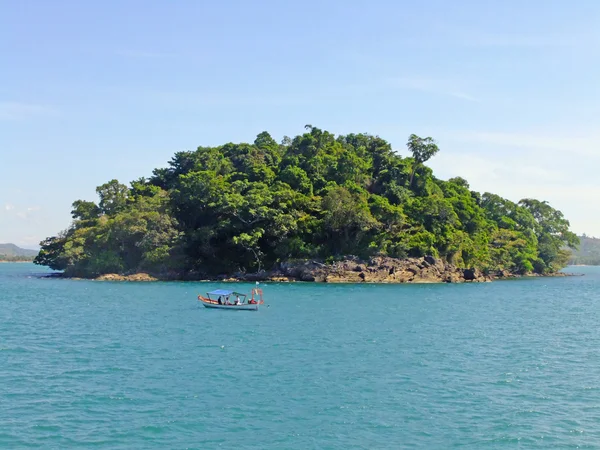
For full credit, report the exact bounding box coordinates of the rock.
[237,271,270,282]
[396,273,413,283]
[315,273,328,282]
[424,255,437,266]
[407,265,420,275]
[444,273,462,283]
[262,256,513,284]
[463,268,481,281]
[95,273,157,282]
[299,271,316,282]
[126,273,158,282]
[268,276,291,282]
[95,273,116,281]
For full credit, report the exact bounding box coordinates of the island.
[0,243,37,262]
[34,126,579,283]
[569,235,600,265]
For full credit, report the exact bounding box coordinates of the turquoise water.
[2,263,600,448]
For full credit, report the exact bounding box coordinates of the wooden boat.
[198,286,264,311]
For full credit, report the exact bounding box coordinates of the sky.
[1,0,599,248]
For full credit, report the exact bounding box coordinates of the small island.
[35,126,579,282]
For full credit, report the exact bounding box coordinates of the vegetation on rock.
[34,126,579,279]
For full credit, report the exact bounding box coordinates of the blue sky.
[1,0,599,247]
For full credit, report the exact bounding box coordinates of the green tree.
[519,198,579,272]
[321,186,378,256]
[71,200,100,221]
[407,134,439,188]
[96,179,129,216]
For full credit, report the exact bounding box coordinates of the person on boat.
[217,296,222,305]
[236,295,241,305]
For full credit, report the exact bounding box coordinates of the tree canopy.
[34,126,579,278]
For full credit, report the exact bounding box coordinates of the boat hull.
[199,299,259,311]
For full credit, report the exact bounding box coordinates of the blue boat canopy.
[207,289,235,296]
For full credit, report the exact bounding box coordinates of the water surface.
[1,263,599,448]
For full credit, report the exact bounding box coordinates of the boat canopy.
[207,289,234,296]
[207,289,246,297]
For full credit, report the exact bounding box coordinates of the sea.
[1,263,600,449]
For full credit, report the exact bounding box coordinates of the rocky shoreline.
[49,256,577,283]
[229,256,494,283]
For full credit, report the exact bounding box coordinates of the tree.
[254,131,279,153]
[519,198,579,272]
[232,229,265,272]
[96,179,129,216]
[71,200,100,221]
[279,166,313,195]
[407,134,439,187]
[321,186,378,256]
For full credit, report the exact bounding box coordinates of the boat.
[198,286,264,311]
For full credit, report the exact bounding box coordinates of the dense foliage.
[35,126,579,278]
[568,235,600,265]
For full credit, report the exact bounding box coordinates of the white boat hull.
[201,301,259,311]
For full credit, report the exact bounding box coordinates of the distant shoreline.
[0,260,34,263]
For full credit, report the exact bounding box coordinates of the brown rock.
[424,255,437,266]
[95,273,157,282]
[463,268,482,281]
[266,256,504,284]
[407,265,420,275]
[268,276,292,282]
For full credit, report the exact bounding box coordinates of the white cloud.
[2,204,41,220]
[451,130,600,159]
[388,77,480,102]
[425,127,600,235]
[141,89,316,108]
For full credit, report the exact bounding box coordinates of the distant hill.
[0,243,38,261]
[569,235,600,265]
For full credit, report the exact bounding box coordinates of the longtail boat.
[198,286,264,311]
